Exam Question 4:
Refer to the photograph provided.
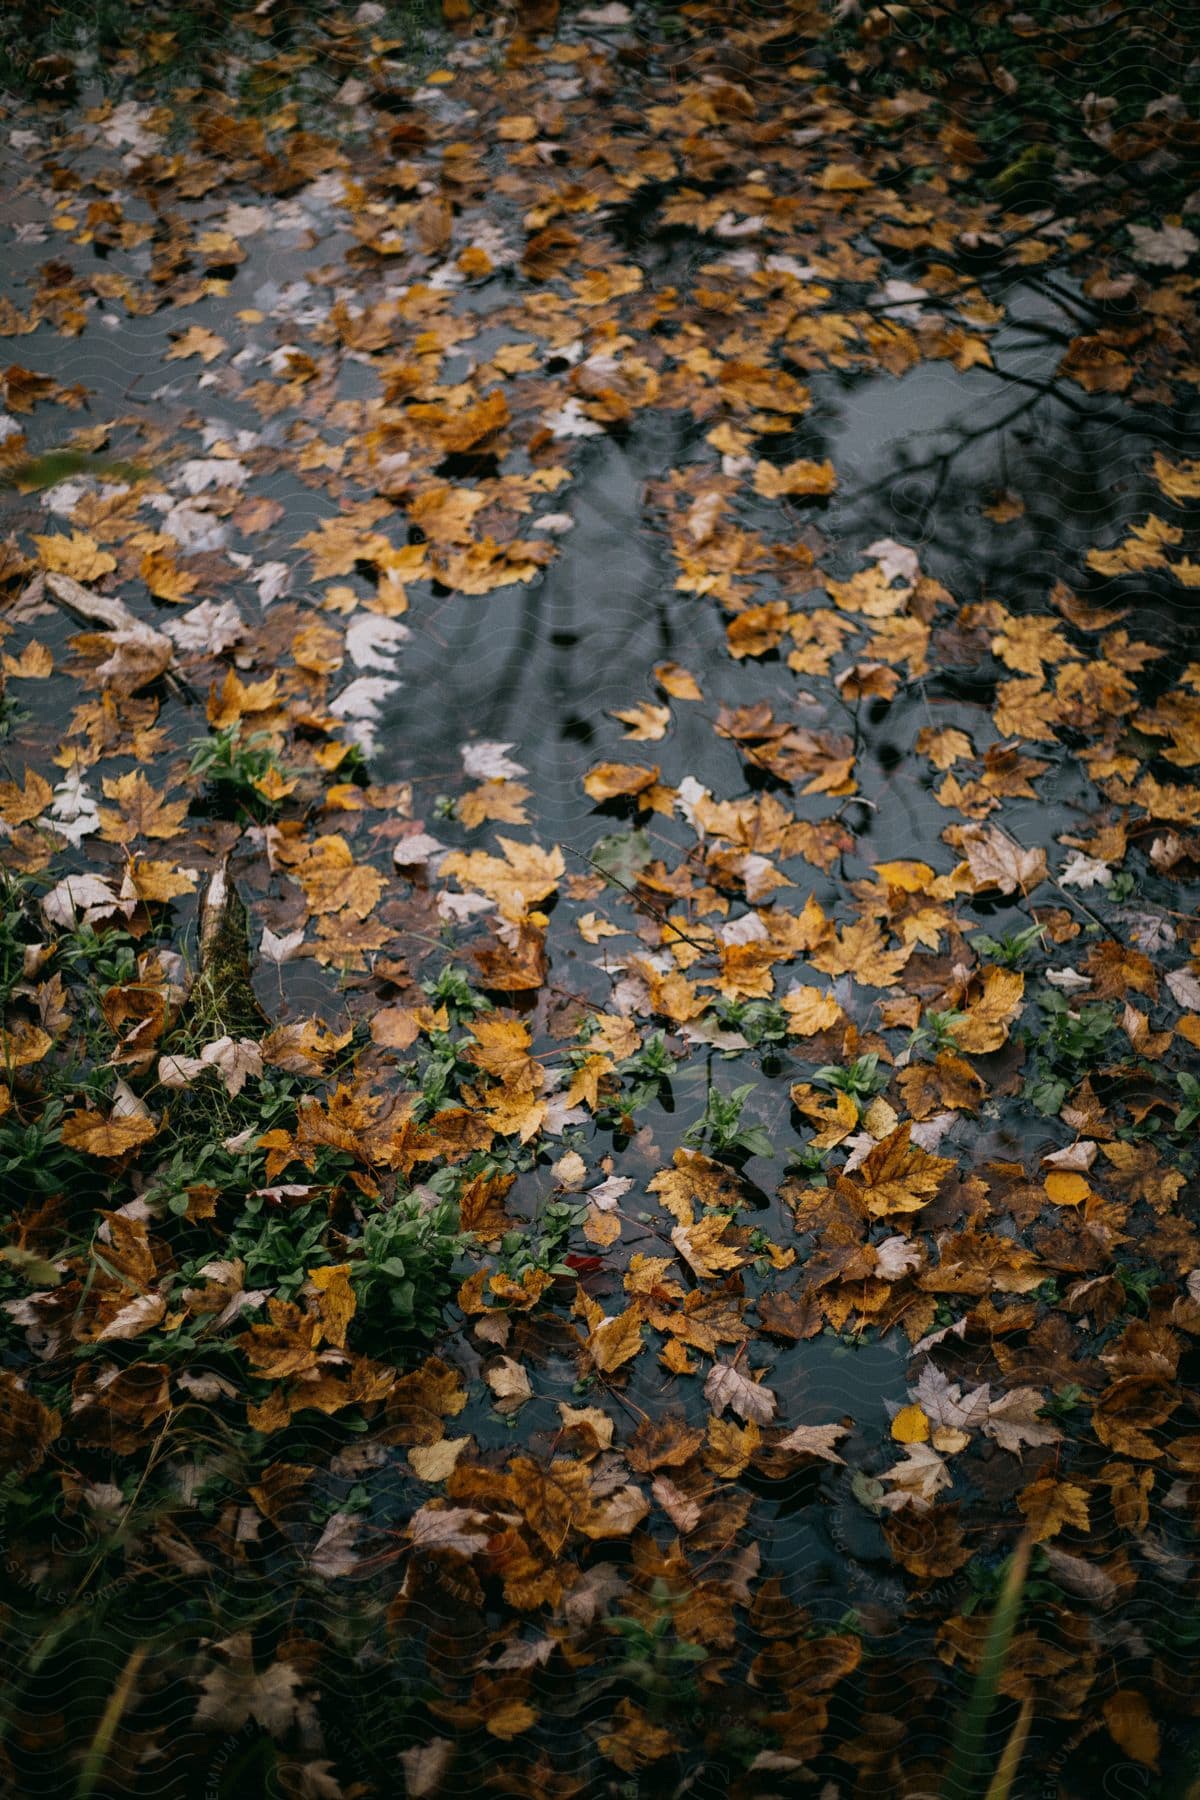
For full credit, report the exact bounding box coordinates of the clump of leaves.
[714,997,789,1048]
[187,725,291,821]
[685,1082,774,1161]
[0,871,39,1010]
[421,964,492,1023]
[813,1052,889,1115]
[907,1008,967,1057]
[604,1579,708,1719]
[1175,1072,1200,1133]
[1023,989,1119,1117]
[350,1187,469,1343]
[970,924,1044,967]
[497,1197,587,1281]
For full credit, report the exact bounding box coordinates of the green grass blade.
[939,1535,1032,1800]
[75,1644,146,1799]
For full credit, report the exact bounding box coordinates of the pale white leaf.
[260,925,305,965]
[461,740,527,781]
[586,1175,633,1212]
[1128,222,1198,269]
[878,1442,952,1511]
[544,397,603,438]
[252,561,291,607]
[704,1360,777,1424]
[41,873,127,930]
[164,599,244,654]
[651,1474,702,1532]
[484,1356,532,1413]
[96,1293,166,1341]
[775,1422,849,1463]
[346,613,409,671]
[309,1511,362,1579]
[983,1387,1062,1453]
[407,1506,496,1553]
[1059,851,1113,890]
[1166,966,1200,1011]
[176,457,249,495]
[866,537,920,585]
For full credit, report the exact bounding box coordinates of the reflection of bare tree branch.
[837,386,1057,511]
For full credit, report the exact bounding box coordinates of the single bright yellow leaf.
[1044,1171,1094,1207]
[891,1404,931,1444]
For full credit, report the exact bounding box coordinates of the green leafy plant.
[684,1082,774,1160]
[1040,1383,1086,1421]
[907,1007,967,1057]
[813,1052,889,1115]
[1022,990,1119,1117]
[187,725,291,821]
[421,965,492,1023]
[585,1030,683,1136]
[497,1198,586,1281]
[1115,1263,1163,1316]
[350,1190,469,1341]
[604,1579,708,1720]
[56,921,140,990]
[1175,1072,1200,1133]
[970,924,1044,967]
[713,997,789,1048]
[786,1140,829,1183]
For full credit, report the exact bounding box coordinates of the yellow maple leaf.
[671,1213,745,1280]
[577,911,622,944]
[3,641,53,679]
[809,919,911,987]
[726,601,792,659]
[753,458,837,498]
[1086,514,1181,577]
[583,762,659,802]
[441,836,564,919]
[1017,1476,1090,1542]
[295,836,385,919]
[781,986,843,1036]
[704,1414,760,1477]
[140,551,198,604]
[457,781,531,828]
[954,967,1025,1053]
[0,767,52,827]
[463,1016,539,1087]
[125,859,197,904]
[479,1084,546,1144]
[165,325,226,363]
[992,613,1073,676]
[61,1108,157,1158]
[586,1308,643,1373]
[654,661,702,701]
[566,1053,612,1111]
[610,702,670,742]
[1153,452,1200,504]
[851,1123,954,1217]
[32,531,116,582]
[98,770,189,843]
